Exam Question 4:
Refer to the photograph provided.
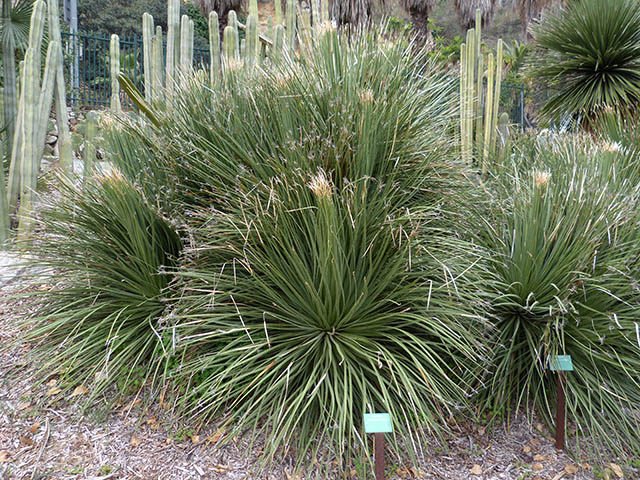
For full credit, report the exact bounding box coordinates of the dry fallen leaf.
[17,402,31,411]
[130,435,143,447]
[477,426,486,435]
[209,464,232,473]
[532,463,544,472]
[46,387,62,397]
[0,451,9,463]
[565,464,579,475]
[70,385,89,397]
[46,379,57,388]
[190,435,200,444]
[206,427,225,444]
[29,422,41,434]
[470,464,483,475]
[530,438,541,447]
[536,423,544,432]
[610,463,624,478]
[19,436,34,447]
[533,454,546,461]
[523,445,532,453]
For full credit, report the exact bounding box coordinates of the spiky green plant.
[20,173,182,404]
[533,0,640,124]
[473,134,640,461]
[114,28,487,472]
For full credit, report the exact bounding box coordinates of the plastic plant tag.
[364,413,393,433]
[550,355,574,371]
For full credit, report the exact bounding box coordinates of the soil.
[0,258,611,480]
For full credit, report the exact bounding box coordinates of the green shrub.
[21,173,182,403]
[474,134,640,460]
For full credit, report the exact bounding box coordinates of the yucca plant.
[127,29,488,473]
[20,172,182,404]
[473,135,640,461]
[533,0,640,125]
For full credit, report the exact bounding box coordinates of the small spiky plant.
[473,134,640,462]
[20,173,182,404]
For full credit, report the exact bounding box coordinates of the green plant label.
[550,355,573,371]
[364,413,393,433]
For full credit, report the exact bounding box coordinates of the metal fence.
[60,31,210,108]
[61,31,527,127]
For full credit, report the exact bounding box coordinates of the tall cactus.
[48,0,73,175]
[209,12,221,84]
[152,26,164,103]
[459,8,504,173]
[228,11,240,60]
[166,0,180,99]
[245,14,258,67]
[143,13,154,102]
[285,0,296,53]
[110,34,122,113]
[17,48,38,240]
[84,111,97,184]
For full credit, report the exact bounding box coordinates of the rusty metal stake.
[555,371,566,450]
[375,432,385,480]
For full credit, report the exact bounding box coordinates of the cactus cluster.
[136,0,331,106]
[459,9,504,175]
[0,0,72,244]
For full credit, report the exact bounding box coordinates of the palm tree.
[401,0,436,39]
[518,0,556,38]
[453,0,497,30]
[331,0,374,27]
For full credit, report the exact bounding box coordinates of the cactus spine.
[110,34,121,113]
[209,12,220,84]
[143,13,154,102]
[459,8,505,173]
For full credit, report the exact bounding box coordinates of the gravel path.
[0,257,606,479]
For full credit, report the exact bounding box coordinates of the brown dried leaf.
[533,454,546,461]
[46,387,62,397]
[565,464,579,474]
[130,435,143,447]
[45,379,57,388]
[523,445,532,453]
[29,422,41,434]
[470,464,482,475]
[70,385,89,397]
[19,436,34,447]
[17,402,31,411]
[0,451,9,463]
[206,427,225,444]
[190,435,200,444]
[610,463,624,478]
[533,463,544,472]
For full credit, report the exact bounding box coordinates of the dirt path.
[0,263,602,479]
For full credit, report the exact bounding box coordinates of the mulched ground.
[0,265,615,480]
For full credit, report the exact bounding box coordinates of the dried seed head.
[534,170,551,190]
[308,170,332,199]
[601,141,621,153]
[359,89,374,105]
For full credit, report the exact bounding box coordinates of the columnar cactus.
[246,14,258,67]
[110,34,122,113]
[223,25,237,62]
[285,0,296,52]
[166,0,180,99]
[228,11,240,60]
[84,111,97,184]
[459,8,504,173]
[143,13,154,102]
[209,12,220,83]
[180,15,194,75]
[152,26,164,103]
